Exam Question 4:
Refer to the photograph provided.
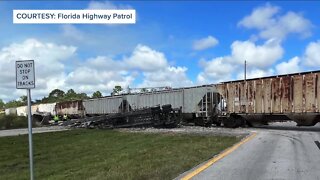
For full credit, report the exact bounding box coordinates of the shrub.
[0,114,37,130]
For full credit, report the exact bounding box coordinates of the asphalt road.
[189,122,320,180]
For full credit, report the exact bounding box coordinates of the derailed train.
[5,70,320,127]
[5,86,218,127]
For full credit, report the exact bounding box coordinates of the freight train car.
[37,103,56,115]
[124,85,221,126]
[5,103,57,117]
[33,103,57,121]
[215,70,320,127]
[83,96,123,115]
[5,107,17,116]
[17,106,27,116]
[75,85,221,126]
[55,100,84,118]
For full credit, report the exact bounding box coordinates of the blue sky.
[0,1,320,102]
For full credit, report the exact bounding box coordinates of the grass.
[0,114,37,130]
[0,129,241,180]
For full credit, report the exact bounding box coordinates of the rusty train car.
[54,100,85,118]
[215,70,320,127]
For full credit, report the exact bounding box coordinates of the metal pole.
[244,60,247,81]
[244,60,247,113]
[27,89,34,180]
[205,93,208,117]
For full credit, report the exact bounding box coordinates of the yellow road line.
[181,132,257,180]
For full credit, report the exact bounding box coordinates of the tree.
[66,89,77,96]
[65,89,77,100]
[5,100,24,108]
[140,88,147,93]
[35,99,42,104]
[42,89,66,103]
[113,86,122,94]
[20,95,27,105]
[0,99,4,109]
[49,89,65,98]
[92,91,102,98]
[78,93,88,99]
[41,96,50,103]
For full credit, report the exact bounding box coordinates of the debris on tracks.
[52,104,182,129]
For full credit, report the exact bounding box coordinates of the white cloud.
[125,45,192,87]
[239,3,279,29]
[86,56,126,71]
[88,1,117,9]
[86,1,135,27]
[140,66,193,87]
[196,3,312,84]
[193,36,219,51]
[231,38,283,68]
[304,40,320,67]
[237,68,274,80]
[0,39,76,102]
[239,3,313,41]
[65,66,135,94]
[63,55,135,95]
[197,38,283,83]
[61,25,85,41]
[276,56,301,74]
[124,44,168,71]
[65,44,192,94]
[0,39,193,102]
[87,1,132,10]
[197,57,235,84]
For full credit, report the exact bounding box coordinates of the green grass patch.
[0,129,241,180]
[0,114,37,130]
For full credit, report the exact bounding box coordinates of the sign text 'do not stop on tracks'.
[16,60,35,89]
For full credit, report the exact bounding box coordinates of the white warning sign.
[16,60,35,89]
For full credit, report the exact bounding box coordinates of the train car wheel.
[223,117,237,128]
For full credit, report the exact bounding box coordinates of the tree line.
[0,86,125,109]
[1,89,104,109]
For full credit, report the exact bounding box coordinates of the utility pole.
[244,60,247,81]
[244,60,247,113]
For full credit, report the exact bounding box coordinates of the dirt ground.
[0,125,251,138]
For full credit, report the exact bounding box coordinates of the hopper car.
[216,70,320,127]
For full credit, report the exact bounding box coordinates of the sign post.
[16,60,35,180]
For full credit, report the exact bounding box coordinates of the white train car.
[16,106,27,116]
[37,103,56,115]
[5,108,17,115]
